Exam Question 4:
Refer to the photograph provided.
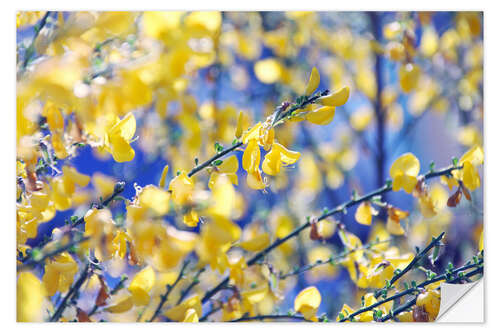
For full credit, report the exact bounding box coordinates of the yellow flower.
[239,232,270,252]
[389,153,420,193]
[294,286,321,321]
[399,63,421,93]
[317,86,350,107]
[242,138,266,190]
[17,272,45,322]
[208,155,239,190]
[165,295,202,322]
[416,289,441,321]
[305,106,336,125]
[305,67,320,95]
[262,142,301,176]
[355,202,378,225]
[92,172,116,198]
[336,303,354,321]
[138,185,170,216]
[479,231,483,251]
[128,266,156,306]
[183,308,199,322]
[42,252,78,296]
[158,164,169,188]
[103,112,137,163]
[462,161,481,191]
[105,293,134,313]
[169,171,194,205]
[254,58,283,84]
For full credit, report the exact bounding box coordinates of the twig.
[147,260,190,322]
[176,267,205,305]
[340,255,483,322]
[279,238,391,279]
[18,236,90,271]
[20,11,52,71]
[199,163,461,315]
[373,232,445,298]
[49,263,91,322]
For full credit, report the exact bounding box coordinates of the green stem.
[230,314,310,322]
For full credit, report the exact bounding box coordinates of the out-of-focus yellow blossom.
[399,63,421,93]
[418,184,448,218]
[153,226,197,270]
[384,22,403,40]
[158,165,169,188]
[416,289,440,321]
[420,27,439,57]
[479,231,483,251]
[240,224,270,252]
[294,286,321,321]
[350,107,374,131]
[387,217,405,235]
[307,246,339,281]
[105,292,134,313]
[183,308,199,322]
[305,67,320,95]
[17,272,46,322]
[458,125,482,147]
[390,153,420,193]
[397,311,414,322]
[169,171,194,206]
[262,142,300,176]
[165,295,202,322]
[356,66,377,100]
[355,202,378,226]
[137,185,170,216]
[254,58,283,84]
[42,252,78,296]
[128,266,156,306]
[101,112,137,163]
[92,172,116,198]
[387,42,405,61]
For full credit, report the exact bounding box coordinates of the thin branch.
[340,255,483,322]
[20,11,52,71]
[176,267,205,305]
[18,236,90,271]
[147,260,190,322]
[49,263,91,322]
[279,238,391,279]
[199,163,462,315]
[373,232,445,298]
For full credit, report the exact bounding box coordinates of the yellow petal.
[355,202,373,225]
[17,272,45,322]
[294,286,321,320]
[109,135,135,163]
[159,164,169,188]
[240,233,270,252]
[129,266,155,306]
[110,112,136,141]
[105,295,134,313]
[242,139,260,172]
[318,86,350,107]
[183,308,199,322]
[306,106,336,125]
[305,67,320,95]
